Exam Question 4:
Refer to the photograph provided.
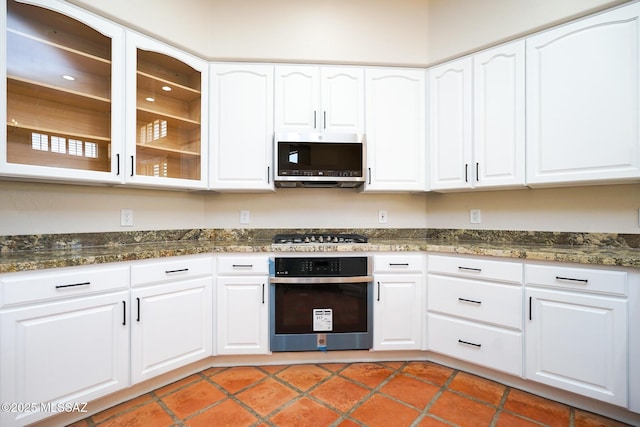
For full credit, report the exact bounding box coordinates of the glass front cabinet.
[2,0,208,189]
[2,0,124,183]
[125,32,208,189]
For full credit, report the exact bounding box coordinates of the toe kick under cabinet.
[427,255,524,376]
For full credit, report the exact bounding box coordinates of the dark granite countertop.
[0,229,638,273]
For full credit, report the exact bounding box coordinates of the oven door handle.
[269,276,373,284]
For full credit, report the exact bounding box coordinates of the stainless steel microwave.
[274,132,366,188]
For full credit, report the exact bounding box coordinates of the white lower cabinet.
[130,255,213,383]
[216,255,270,354]
[373,254,425,350]
[427,255,523,376]
[131,278,212,383]
[0,266,130,427]
[525,264,628,406]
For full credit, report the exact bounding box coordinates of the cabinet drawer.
[525,264,626,296]
[0,265,129,307]
[217,255,269,275]
[428,276,522,329]
[428,313,523,376]
[374,254,424,273]
[131,255,213,287]
[428,255,522,284]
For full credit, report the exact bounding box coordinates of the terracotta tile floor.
[70,361,631,427]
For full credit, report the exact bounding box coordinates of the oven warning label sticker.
[313,309,333,331]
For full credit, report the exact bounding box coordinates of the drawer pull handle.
[458,297,482,305]
[136,297,141,322]
[233,264,253,268]
[262,284,265,304]
[55,281,90,289]
[555,276,588,284]
[165,268,189,274]
[377,281,381,301]
[458,339,481,348]
[389,263,409,267]
[458,266,481,272]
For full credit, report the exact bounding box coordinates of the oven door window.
[274,282,368,334]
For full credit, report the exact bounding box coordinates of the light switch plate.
[240,210,250,224]
[378,210,388,223]
[120,209,133,227]
[470,209,481,224]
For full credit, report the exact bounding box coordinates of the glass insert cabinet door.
[126,32,208,188]
[3,0,124,182]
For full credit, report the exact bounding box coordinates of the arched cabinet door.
[526,2,640,186]
[2,0,125,184]
[124,31,208,190]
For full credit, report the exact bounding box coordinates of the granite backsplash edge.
[1,228,638,253]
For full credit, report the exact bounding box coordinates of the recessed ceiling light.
[145,97,155,102]
[62,74,75,81]
[161,85,172,92]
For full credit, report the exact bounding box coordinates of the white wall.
[426,0,628,64]
[69,0,431,66]
[1,180,638,235]
[425,184,640,233]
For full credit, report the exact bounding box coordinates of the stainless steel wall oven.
[269,256,373,352]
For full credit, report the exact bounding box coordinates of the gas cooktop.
[272,233,368,244]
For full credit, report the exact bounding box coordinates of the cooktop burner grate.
[272,233,368,244]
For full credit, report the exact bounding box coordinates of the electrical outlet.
[239,210,250,224]
[378,210,388,224]
[470,209,481,224]
[120,209,133,227]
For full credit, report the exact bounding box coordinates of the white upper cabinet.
[364,68,427,192]
[428,40,525,191]
[274,65,364,134]
[428,57,473,190]
[473,41,525,188]
[2,0,125,184]
[526,2,640,186]
[125,31,208,189]
[210,63,274,191]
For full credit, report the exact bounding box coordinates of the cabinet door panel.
[321,67,364,133]
[217,277,268,354]
[131,278,212,383]
[365,68,426,191]
[274,66,319,132]
[526,288,627,405]
[2,0,125,184]
[125,31,208,189]
[210,63,274,190]
[474,41,525,188]
[373,274,423,350]
[0,292,129,427]
[428,58,472,190]
[526,3,640,185]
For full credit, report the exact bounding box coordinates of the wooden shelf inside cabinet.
[7,79,111,142]
[7,29,112,100]
[136,143,200,159]
[7,126,111,171]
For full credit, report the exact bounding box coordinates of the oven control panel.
[274,256,369,277]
